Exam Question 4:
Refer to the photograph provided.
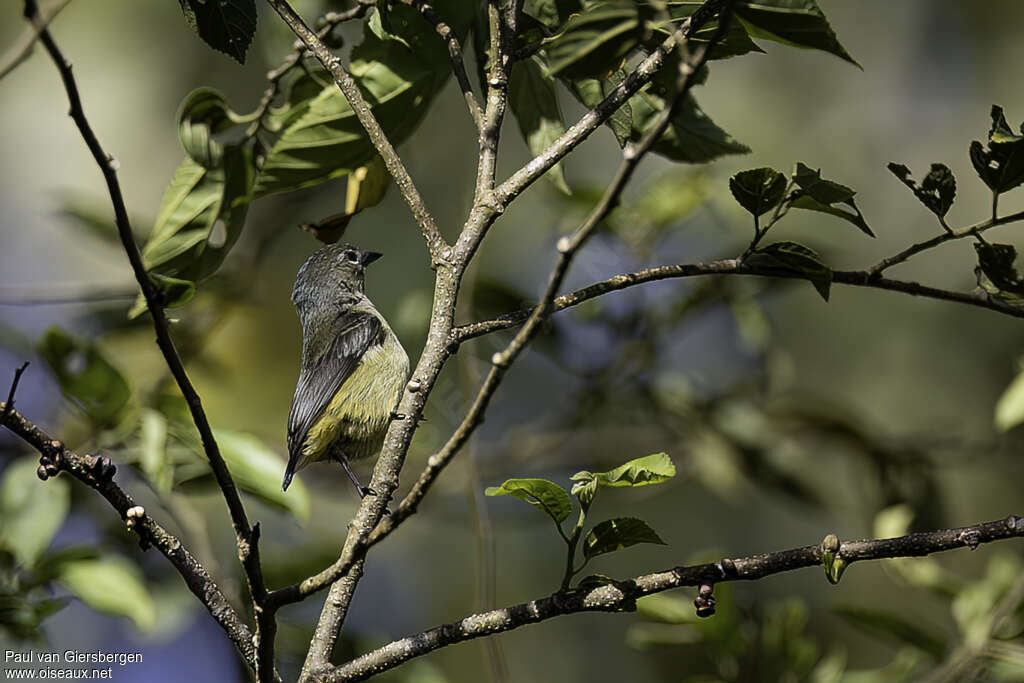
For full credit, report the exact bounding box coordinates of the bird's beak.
[361,251,383,266]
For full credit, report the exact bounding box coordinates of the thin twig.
[265,0,448,264]
[449,259,1024,345]
[868,208,1024,276]
[323,515,1024,681]
[3,362,29,418]
[406,0,483,131]
[0,403,259,672]
[0,0,72,82]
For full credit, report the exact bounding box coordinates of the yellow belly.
[298,331,409,470]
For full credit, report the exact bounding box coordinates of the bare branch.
[869,208,1024,275]
[0,401,258,672]
[324,515,1024,681]
[450,259,1024,344]
[265,0,448,264]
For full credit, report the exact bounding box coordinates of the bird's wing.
[284,310,383,487]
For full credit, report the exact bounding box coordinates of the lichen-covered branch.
[322,515,1024,682]
[0,402,258,672]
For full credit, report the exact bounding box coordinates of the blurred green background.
[2,1,1024,681]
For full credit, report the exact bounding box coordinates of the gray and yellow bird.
[282,243,409,496]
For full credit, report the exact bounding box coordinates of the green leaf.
[509,57,571,194]
[139,409,173,495]
[568,69,632,146]
[485,477,572,523]
[632,91,750,164]
[886,162,956,218]
[735,0,858,67]
[663,3,766,60]
[253,6,464,198]
[970,105,1024,194]
[791,162,873,236]
[582,517,666,560]
[995,366,1024,432]
[214,430,310,522]
[730,167,786,216]
[544,1,644,79]
[573,452,677,490]
[744,241,832,301]
[177,88,244,168]
[0,458,70,568]
[177,0,256,64]
[524,0,582,29]
[38,327,131,426]
[58,557,156,631]
[141,144,253,289]
[834,605,947,660]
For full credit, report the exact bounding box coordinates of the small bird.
[283,243,410,496]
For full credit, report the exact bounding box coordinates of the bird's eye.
[343,250,359,264]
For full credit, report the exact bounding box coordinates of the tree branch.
[321,515,1024,681]
[0,401,258,672]
[265,0,448,264]
[450,259,1024,345]
[22,1,271,675]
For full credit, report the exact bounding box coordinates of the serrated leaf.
[631,91,749,164]
[485,477,572,523]
[735,0,858,67]
[791,162,873,236]
[140,145,252,291]
[0,458,70,568]
[509,56,570,194]
[583,517,666,560]
[886,162,956,218]
[544,1,643,79]
[995,366,1024,432]
[177,0,256,64]
[834,605,947,660]
[59,557,156,630]
[215,430,310,522]
[970,105,1024,194]
[744,241,832,301]
[730,167,786,216]
[37,328,131,426]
